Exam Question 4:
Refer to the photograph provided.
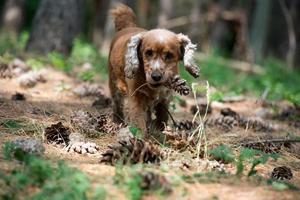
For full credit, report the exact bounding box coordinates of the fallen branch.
[235,138,300,148]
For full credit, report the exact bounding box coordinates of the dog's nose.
[151,72,162,82]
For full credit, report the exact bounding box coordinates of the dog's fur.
[108,4,199,134]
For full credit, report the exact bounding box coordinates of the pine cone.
[65,141,100,154]
[73,83,104,97]
[175,120,198,130]
[205,116,238,131]
[220,108,240,119]
[162,126,195,149]
[205,108,274,132]
[100,138,163,165]
[44,122,70,145]
[0,63,12,78]
[271,166,293,180]
[139,171,172,193]
[11,92,26,101]
[17,70,46,88]
[71,110,123,136]
[165,75,190,96]
[238,117,274,132]
[242,142,282,153]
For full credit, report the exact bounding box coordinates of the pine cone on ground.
[242,142,283,153]
[205,116,238,131]
[0,63,12,78]
[165,75,190,96]
[11,92,26,101]
[139,171,172,194]
[205,108,274,132]
[162,126,195,149]
[44,122,70,145]
[100,138,163,165]
[175,120,198,130]
[73,83,104,97]
[271,166,293,180]
[95,114,124,134]
[238,117,274,132]
[17,70,47,88]
[65,141,100,154]
[71,110,98,137]
[71,110,123,136]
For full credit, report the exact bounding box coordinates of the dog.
[108,4,199,135]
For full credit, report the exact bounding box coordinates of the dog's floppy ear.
[124,33,144,79]
[177,33,200,78]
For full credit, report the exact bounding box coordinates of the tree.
[26,0,85,55]
[1,0,26,34]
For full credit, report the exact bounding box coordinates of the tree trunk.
[158,0,172,28]
[249,0,272,62]
[26,0,85,55]
[1,0,26,34]
[210,0,235,55]
[92,0,110,48]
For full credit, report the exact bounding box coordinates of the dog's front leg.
[125,96,150,137]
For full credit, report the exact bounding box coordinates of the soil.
[0,67,299,200]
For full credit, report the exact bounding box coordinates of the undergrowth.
[0,142,106,200]
[180,55,300,106]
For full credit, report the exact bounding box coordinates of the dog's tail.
[110,4,137,32]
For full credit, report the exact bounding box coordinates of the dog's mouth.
[148,83,162,89]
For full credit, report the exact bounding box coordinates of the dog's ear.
[177,33,200,78]
[125,33,144,79]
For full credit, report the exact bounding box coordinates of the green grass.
[1,142,107,200]
[180,55,300,106]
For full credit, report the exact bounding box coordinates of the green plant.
[129,126,144,139]
[236,148,279,177]
[208,145,235,164]
[78,70,95,82]
[1,142,106,200]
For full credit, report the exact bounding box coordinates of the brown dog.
[108,4,199,134]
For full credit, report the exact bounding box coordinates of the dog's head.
[125,29,199,88]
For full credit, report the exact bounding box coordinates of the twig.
[235,138,300,148]
[161,104,177,128]
[130,82,148,97]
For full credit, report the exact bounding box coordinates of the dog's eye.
[145,50,153,57]
[165,52,174,61]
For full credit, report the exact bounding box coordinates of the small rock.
[117,126,134,142]
[11,138,45,156]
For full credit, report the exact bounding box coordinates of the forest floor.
[0,59,300,200]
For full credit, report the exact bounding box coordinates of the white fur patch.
[124,33,144,79]
[177,33,200,78]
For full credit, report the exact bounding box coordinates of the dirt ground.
[0,67,299,200]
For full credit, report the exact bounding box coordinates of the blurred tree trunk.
[92,0,110,48]
[136,0,148,27]
[158,0,172,28]
[291,0,300,69]
[1,0,26,34]
[210,0,235,55]
[26,0,85,55]
[249,0,272,62]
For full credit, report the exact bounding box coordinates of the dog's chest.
[139,87,172,110]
